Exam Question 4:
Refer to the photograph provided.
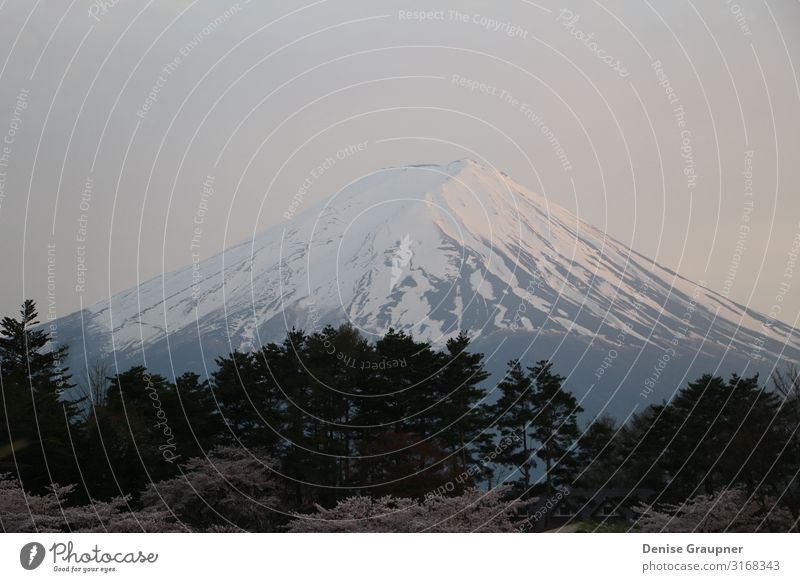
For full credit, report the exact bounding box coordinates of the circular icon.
[19,542,46,570]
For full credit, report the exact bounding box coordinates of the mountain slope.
[53,159,799,412]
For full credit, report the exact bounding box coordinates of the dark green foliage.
[574,372,799,525]
[434,332,492,480]
[494,360,536,490]
[86,367,186,497]
[351,327,458,498]
[2,300,799,531]
[527,360,583,499]
[574,414,622,489]
[0,300,82,491]
[210,325,491,505]
[615,404,671,491]
[658,374,785,499]
[495,359,584,497]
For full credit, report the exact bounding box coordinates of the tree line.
[1,300,798,531]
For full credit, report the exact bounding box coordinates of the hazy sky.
[0,0,799,330]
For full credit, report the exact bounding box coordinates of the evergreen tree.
[574,414,622,489]
[354,328,446,496]
[719,374,783,492]
[301,325,358,505]
[172,371,225,457]
[664,374,731,496]
[494,360,536,491]
[528,360,583,501]
[0,300,82,491]
[367,328,439,434]
[662,374,784,499]
[213,348,284,453]
[772,365,800,518]
[95,367,182,496]
[435,332,492,481]
[616,403,671,491]
[7,294,796,532]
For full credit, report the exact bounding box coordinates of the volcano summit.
[51,160,799,414]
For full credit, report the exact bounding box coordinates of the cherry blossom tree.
[140,446,283,532]
[635,487,794,532]
[0,473,181,532]
[288,487,520,532]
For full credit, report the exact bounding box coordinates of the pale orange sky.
[0,0,798,330]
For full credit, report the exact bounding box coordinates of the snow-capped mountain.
[53,159,799,413]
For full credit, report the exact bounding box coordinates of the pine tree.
[772,365,800,518]
[435,332,492,481]
[213,348,284,453]
[301,325,357,505]
[0,300,82,491]
[367,327,439,434]
[661,373,785,499]
[528,360,583,504]
[720,374,783,491]
[354,328,445,495]
[616,403,671,491]
[665,374,731,496]
[494,360,536,491]
[172,371,225,457]
[97,367,182,495]
[574,414,621,489]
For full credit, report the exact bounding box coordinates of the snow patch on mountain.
[50,159,799,411]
